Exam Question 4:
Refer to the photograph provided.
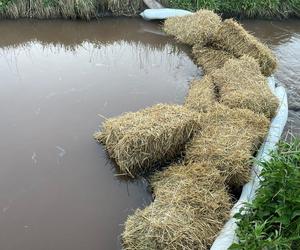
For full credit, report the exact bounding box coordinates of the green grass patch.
[230,139,300,250]
[0,0,143,19]
[0,0,298,18]
[165,0,300,18]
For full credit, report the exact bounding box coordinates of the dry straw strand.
[213,19,277,76]
[0,0,142,19]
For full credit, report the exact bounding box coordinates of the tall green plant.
[230,140,300,249]
[0,0,12,10]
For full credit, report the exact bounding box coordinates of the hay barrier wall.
[93,9,286,249]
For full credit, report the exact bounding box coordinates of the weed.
[230,139,300,249]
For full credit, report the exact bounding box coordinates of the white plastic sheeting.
[211,80,288,250]
[140,8,192,21]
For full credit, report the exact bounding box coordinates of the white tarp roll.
[210,81,288,250]
[140,8,192,21]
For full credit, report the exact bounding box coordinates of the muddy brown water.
[0,17,299,250]
[0,18,200,250]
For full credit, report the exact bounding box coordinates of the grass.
[230,139,300,249]
[0,0,299,18]
[0,0,143,19]
[165,0,300,18]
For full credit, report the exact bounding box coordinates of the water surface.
[0,18,199,250]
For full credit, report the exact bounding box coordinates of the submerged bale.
[192,45,236,74]
[185,105,270,187]
[212,55,278,118]
[122,163,231,250]
[163,10,221,46]
[213,19,277,76]
[94,104,201,177]
[184,75,217,112]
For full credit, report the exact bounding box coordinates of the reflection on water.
[241,19,300,136]
[0,18,178,50]
[0,18,200,250]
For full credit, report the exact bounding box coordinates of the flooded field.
[0,17,299,250]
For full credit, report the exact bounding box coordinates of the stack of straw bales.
[212,55,278,118]
[163,10,221,46]
[122,163,231,250]
[165,13,277,77]
[96,9,280,250]
[213,19,277,76]
[185,104,270,187]
[184,75,217,112]
[94,104,201,177]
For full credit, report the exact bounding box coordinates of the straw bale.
[163,10,221,46]
[94,104,201,177]
[184,75,217,113]
[151,162,226,199]
[192,45,237,74]
[214,19,277,76]
[185,104,270,187]
[122,163,231,250]
[212,55,278,118]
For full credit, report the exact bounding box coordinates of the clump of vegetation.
[165,0,300,18]
[0,0,299,18]
[0,0,143,19]
[230,139,300,249]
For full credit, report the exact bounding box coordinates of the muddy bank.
[0,18,199,250]
[241,19,300,136]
